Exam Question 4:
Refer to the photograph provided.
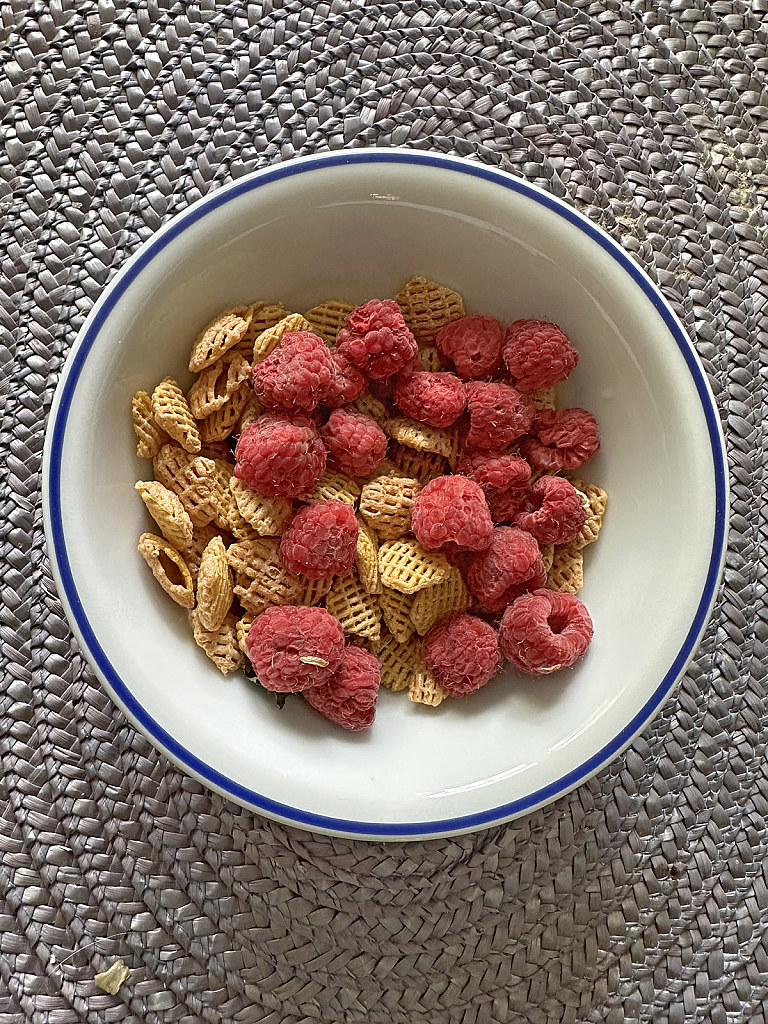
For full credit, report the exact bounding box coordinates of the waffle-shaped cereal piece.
[198,383,250,443]
[190,610,245,675]
[540,543,555,574]
[135,480,194,550]
[211,459,236,530]
[132,390,169,459]
[379,538,451,594]
[188,350,251,419]
[199,440,233,462]
[379,632,421,692]
[529,386,557,411]
[182,522,224,585]
[227,537,303,614]
[359,474,422,540]
[189,305,253,373]
[394,276,465,344]
[303,299,355,344]
[355,516,381,595]
[138,533,195,608]
[326,570,382,641]
[303,469,362,506]
[390,443,448,484]
[153,444,217,527]
[546,545,584,594]
[238,392,264,433]
[384,417,456,459]
[230,476,292,536]
[252,312,311,364]
[568,479,608,550]
[152,377,201,454]
[409,567,469,636]
[353,392,389,425]
[232,302,286,361]
[417,345,443,372]
[227,503,261,543]
[408,668,448,707]
[196,536,234,631]
[236,612,255,656]
[296,576,334,607]
[379,587,415,643]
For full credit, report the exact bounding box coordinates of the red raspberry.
[394,370,467,428]
[502,319,579,393]
[245,606,345,692]
[464,382,535,450]
[514,475,586,545]
[252,331,336,413]
[325,350,368,408]
[486,486,532,525]
[368,375,397,401]
[422,615,501,696]
[304,645,380,730]
[411,475,493,552]
[466,526,545,611]
[499,590,593,674]
[234,414,326,498]
[320,408,388,478]
[279,499,358,578]
[454,450,531,495]
[337,300,418,379]
[520,408,600,471]
[436,315,504,380]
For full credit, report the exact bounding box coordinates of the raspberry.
[499,590,593,674]
[454,450,531,495]
[514,475,586,545]
[279,499,358,578]
[422,615,501,696]
[304,645,380,730]
[325,350,368,408]
[320,408,388,477]
[410,475,493,552]
[520,408,600,471]
[464,382,535,450]
[337,299,418,379]
[368,375,397,401]
[466,526,545,611]
[234,414,326,498]
[394,370,467,428]
[502,319,579,393]
[436,315,504,380]
[486,486,531,525]
[245,605,345,692]
[252,331,336,413]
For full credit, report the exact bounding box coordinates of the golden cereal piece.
[132,389,169,459]
[390,443,448,484]
[252,312,311,364]
[303,469,362,506]
[417,345,443,372]
[198,383,250,443]
[303,298,355,344]
[353,391,389,425]
[359,474,422,540]
[296,576,334,606]
[529,386,557,411]
[540,543,554,574]
[230,476,292,536]
[379,538,451,595]
[232,302,286,361]
[384,417,455,459]
[238,392,264,433]
[190,610,245,675]
[152,444,217,527]
[326,570,382,641]
[196,535,234,631]
[394,276,465,344]
[409,567,469,636]
[152,377,201,454]
[182,522,225,585]
[210,459,236,531]
[378,587,416,643]
[408,668,448,707]
[188,350,251,419]
[568,479,608,550]
[355,516,381,595]
[228,503,263,543]
[94,960,130,995]
[379,632,421,692]
[546,545,584,595]
[227,537,303,614]
[236,612,255,656]
[189,305,253,373]
[138,532,195,608]
[199,439,233,462]
[135,480,194,550]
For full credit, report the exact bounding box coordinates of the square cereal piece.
[230,476,292,536]
[409,567,469,636]
[189,305,253,373]
[355,516,381,595]
[303,299,355,344]
[379,587,415,643]
[546,545,584,594]
[296,575,334,606]
[353,392,389,425]
[227,537,303,613]
[378,538,451,595]
[190,610,246,676]
[152,377,201,454]
[153,444,218,527]
[188,350,251,419]
[303,469,362,506]
[228,503,262,542]
[568,479,608,550]
[326,570,381,641]
[198,383,250,443]
[394,276,465,343]
[252,312,311,364]
[359,474,422,540]
[408,668,448,707]
[132,389,169,459]
[379,632,421,692]
[384,417,456,460]
[390,443,448,485]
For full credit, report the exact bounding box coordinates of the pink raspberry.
[466,526,545,611]
[502,319,579,393]
[245,606,345,692]
[436,315,504,380]
[499,590,593,674]
[394,370,467,428]
[514,475,586,545]
[454,450,531,495]
[234,414,326,498]
[325,350,368,408]
[422,615,501,697]
[337,300,418,379]
[486,486,531,525]
[252,331,336,413]
[320,408,388,477]
[465,382,535,450]
[410,475,493,552]
[304,645,380,730]
[520,408,600,471]
[279,499,358,578]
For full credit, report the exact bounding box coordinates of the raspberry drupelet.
[520,408,600,471]
[324,350,368,408]
[514,475,586,545]
[466,526,546,612]
[454,450,531,496]
[422,614,501,696]
[499,589,593,674]
[502,319,579,393]
[410,475,493,553]
[234,414,326,498]
[279,499,359,578]
[337,299,418,379]
[245,606,345,692]
[320,408,388,478]
[304,645,381,730]
[394,370,467,428]
[436,315,505,380]
[464,381,535,450]
[252,331,336,413]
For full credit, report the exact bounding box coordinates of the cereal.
[417,345,443,372]
[546,544,584,594]
[211,459,236,530]
[379,587,416,643]
[384,417,456,459]
[187,350,251,419]
[540,543,555,574]
[529,386,557,411]
[196,536,234,630]
[303,469,362,506]
[359,474,422,540]
[326,570,382,641]
[198,383,250,443]
[568,479,608,549]
[379,632,421,692]
[409,566,469,636]
[408,667,448,707]
[189,305,253,372]
[252,312,311,364]
[232,302,286,360]
[132,389,169,459]
[355,516,381,595]
[138,533,195,608]
[152,444,218,527]
[227,536,303,613]
[227,503,262,543]
[236,612,255,656]
[135,480,193,550]
[394,276,465,343]
[238,392,265,433]
[296,576,334,606]
[353,391,389,425]
[230,476,292,536]
[151,377,201,454]
[303,298,355,343]
[390,443,448,484]
[379,537,451,594]
[190,610,245,675]
[182,522,225,584]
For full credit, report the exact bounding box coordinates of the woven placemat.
[1,1,766,1021]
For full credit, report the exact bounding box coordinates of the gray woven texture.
[1,0,767,1021]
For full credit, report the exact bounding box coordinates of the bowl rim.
[42,148,729,840]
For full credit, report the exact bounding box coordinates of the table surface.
[1,2,766,1022]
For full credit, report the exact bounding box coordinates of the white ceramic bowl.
[43,150,728,841]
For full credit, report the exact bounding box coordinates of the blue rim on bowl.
[43,149,728,839]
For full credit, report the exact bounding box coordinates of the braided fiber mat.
[1,1,767,1021]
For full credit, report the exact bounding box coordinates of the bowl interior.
[46,153,723,838]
